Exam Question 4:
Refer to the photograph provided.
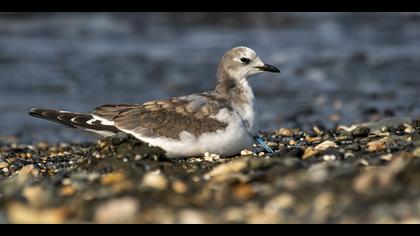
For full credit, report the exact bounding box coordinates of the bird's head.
[217,46,280,80]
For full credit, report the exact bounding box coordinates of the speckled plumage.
[29,46,280,157]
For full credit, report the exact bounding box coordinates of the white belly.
[118,108,255,158]
[134,122,253,158]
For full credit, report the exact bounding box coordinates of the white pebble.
[323,155,336,162]
[241,149,253,156]
[344,152,354,159]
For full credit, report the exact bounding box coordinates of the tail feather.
[29,108,120,136]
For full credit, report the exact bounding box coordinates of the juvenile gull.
[29,46,280,158]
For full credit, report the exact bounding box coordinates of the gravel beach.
[1,12,420,224]
[0,117,419,223]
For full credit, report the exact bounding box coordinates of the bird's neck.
[215,74,258,135]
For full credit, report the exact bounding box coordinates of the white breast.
[232,80,259,136]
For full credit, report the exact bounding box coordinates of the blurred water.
[0,12,419,144]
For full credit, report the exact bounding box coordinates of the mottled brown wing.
[93,104,140,121]
[112,94,229,140]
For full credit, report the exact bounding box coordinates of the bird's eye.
[240,57,250,64]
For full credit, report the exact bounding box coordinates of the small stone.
[23,186,50,208]
[367,139,386,152]
[100,172,125,185]
[266,141,278,148]
[172,180,188,194]
[413,148,420,158]
[314,192,334,211]
[1,168,8,173]
[314,141,338,151]
[0,162,8,169]
[94,197,139,224]
[258,152,265,157]
[134,154,142,161]
[247,212,279,224]
[277,128,293,137]
[344,152,354,159]
[205,159,247,181]
[59,185,77,197]
[203,155,213,161]
[142,171,168,190]
[178,210,214,224]
[223,207,245,223]
[302,147,318,160]
[359,159,369,166]
[403,123,415,134]
[289,140,297,145]
[313,126,322,135]
[232,183,254,200]
[323,155,336,162]
[264,193,295,212]
[240,149,253,156]
[380,154,393,161]
[352,126,371,137]
[308,163,329,183]
[7,203,67,224]
[305,136,322,142]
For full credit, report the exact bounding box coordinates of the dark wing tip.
[29,108,43,117]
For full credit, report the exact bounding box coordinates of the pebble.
[172,180,188,194]
[323,155,337,162]
[59,185,77,197]
[23,185,50,208]
[142,171,168,190]
[204,159,247,180]
[352,126,371,137]
[178,209,214,224]
[0,162,8,169]
[380,154,393,161]
[232,183,254,200]
[240,149,253,156]
[7,203,67,224]
[223,207,245,223]
[313,126,323,135]
[305,136,322,142]
[404,124,415,134]
[94,197,139,224]
[314,141,338,151]
[413,148,420,158]
[302,147,318,160]
[344,152,354,159]
[100,172,125,185]
[359,159,370,166]
[277,128,294,137]
[367,139,387,152]
[267,141,278,148]
[308,163,329,183]
[264,193,295,212]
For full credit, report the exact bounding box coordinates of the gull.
[29,46,280,158]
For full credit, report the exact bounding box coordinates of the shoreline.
[0,117,419,223]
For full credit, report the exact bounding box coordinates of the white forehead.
[229,46,257,59]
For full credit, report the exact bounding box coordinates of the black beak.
[255,64,281,73]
